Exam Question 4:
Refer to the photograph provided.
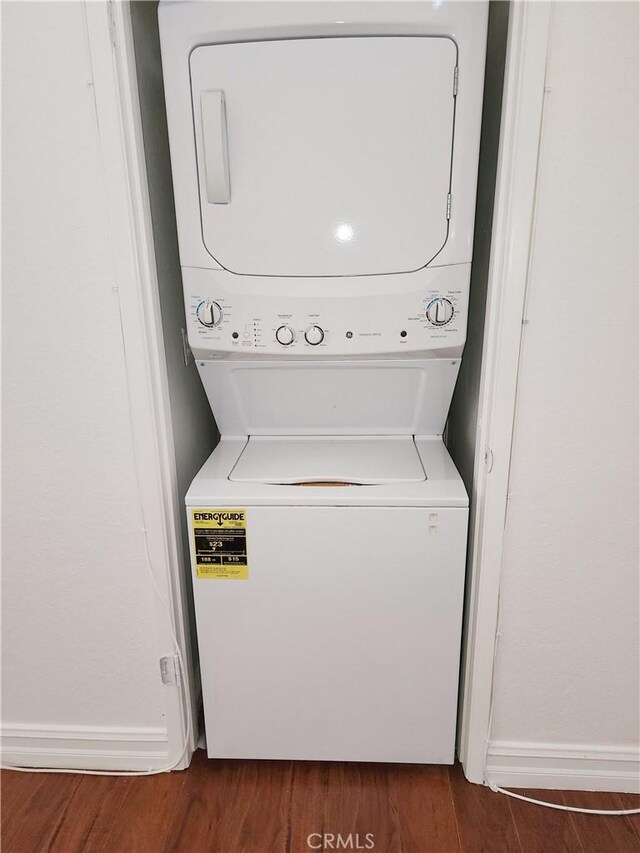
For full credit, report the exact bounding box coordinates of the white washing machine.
[159,0,488,763]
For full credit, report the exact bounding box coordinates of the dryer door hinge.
[453,66,459,97]
[446,193,452,220]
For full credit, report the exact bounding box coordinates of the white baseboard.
[486,740,640,793]
[1,722,178,772]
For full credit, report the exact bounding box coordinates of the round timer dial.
[196,300,223,327]
[426,298,454,326]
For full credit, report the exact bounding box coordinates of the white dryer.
[159,0,488,763]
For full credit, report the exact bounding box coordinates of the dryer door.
[190,37,457,277]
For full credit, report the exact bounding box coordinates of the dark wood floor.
[2,751,639,853]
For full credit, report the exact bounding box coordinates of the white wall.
[488,1,639,789]
[1,1,191,768]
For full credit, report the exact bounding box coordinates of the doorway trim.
[457,1,552,784]
[83,0,198,769]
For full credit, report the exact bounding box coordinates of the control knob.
[196,300,223,327]
[426,298,454,326]
[304,325,324,346]
[275,325,295,346]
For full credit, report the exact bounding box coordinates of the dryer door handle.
[201,90,230,204]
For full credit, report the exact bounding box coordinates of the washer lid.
[190,36,456,277]
[228,436,426,485]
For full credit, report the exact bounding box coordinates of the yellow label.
[191,508,248,579]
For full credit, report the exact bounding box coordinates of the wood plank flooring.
[2,751,638,853]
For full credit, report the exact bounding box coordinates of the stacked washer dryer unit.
[159,1,487,764]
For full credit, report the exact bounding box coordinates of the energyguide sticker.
[191,509,248,579]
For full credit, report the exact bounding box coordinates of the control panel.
[184,265,470,359]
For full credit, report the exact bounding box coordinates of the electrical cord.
[487,784,640,816]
